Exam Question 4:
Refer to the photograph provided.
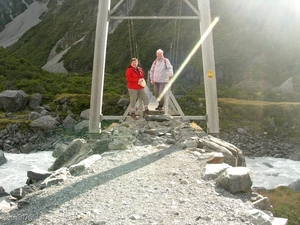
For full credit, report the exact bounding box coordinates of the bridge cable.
[126,0,140,65]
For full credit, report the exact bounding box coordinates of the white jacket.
[150,57,173,83]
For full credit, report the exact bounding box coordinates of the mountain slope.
[0,0,30,32]
[0,1,47,47]
[1,0,300,93]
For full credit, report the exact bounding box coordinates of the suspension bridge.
[89,0,219,134]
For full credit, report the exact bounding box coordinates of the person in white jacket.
[149,49,173,110]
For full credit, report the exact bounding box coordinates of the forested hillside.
[1,0,299,93]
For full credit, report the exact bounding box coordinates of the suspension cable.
[126,1,133,58]
[171,0,183,91]
[126,0,140,65]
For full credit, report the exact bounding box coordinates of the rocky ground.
[0,143,268,225]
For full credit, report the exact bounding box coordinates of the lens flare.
[157,17,219,102]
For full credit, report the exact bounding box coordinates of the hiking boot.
[155,106,163,110]
[143,109,151,116]
[130,112,138,120]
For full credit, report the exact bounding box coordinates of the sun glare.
[291,0,300,15]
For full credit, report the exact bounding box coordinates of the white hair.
[156,49,163,54]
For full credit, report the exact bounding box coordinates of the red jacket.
[125,65,145,90]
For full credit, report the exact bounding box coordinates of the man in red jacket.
[125,58,151,120]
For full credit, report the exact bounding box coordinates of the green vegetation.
[4,0,300,94]
[2,45,300,137]
[218,98,300,140]
[0,46,127,112]
[262,186,300,225]
[1,32,300,225]
[0,111,31,130]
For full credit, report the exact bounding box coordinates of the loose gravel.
[1,144,258,225]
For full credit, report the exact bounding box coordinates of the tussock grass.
[218,98,300,139]
[262,186,300,225]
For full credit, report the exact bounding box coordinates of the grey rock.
[0,150,7,166]
[28,111,42,120]
[203,163,230,180]
[80,109,90,120]
[0,186,9,197]
[74,120,89,133]
[29,93,42,110]
[289,152,300,161]
[52,141,68,158]
[20,142,35,153]
[216,167,253,193]
[41,167,70,188]
[252,196,273,211]
[0,90,28,112]
[34,106,46,113]
[237,127,247,135]
[288,179,300,191]
[48,139,91,171]
[29,115,60,132]
[69,154,102,176]
[63,114,76,128]
[10,185,39,200]
[27,168,52,183]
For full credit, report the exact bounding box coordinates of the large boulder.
[10,185,39,200]
[203,163,231,180]
[0,90,28,112]
[41,167,70,188]
[216,167,253,194]
[28,93,42,110]
[26,168,52,185]
[0,186,9,197]
[80,109,90,120]
[62,114,76,128]
[48,139,91,171]
[69,154,102,176]
[29,115,60,132]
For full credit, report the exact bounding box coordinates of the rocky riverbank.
[0,115,293,225]
[0,90,299,161]
[218,128,300,160]
[0,143,279,225]
[0,90,298,224]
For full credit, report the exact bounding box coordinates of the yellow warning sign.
[207,70,213,78]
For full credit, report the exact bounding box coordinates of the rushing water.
[0,151,55,193]
[1,152,300,193]
[245,157,300,190]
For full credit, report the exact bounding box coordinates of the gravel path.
[1,144,259,225]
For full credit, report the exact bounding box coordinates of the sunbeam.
[157,17,219,102]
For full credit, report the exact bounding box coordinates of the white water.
[245,157,300,190]
[0,151,55,193]
[1,152,300,193]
